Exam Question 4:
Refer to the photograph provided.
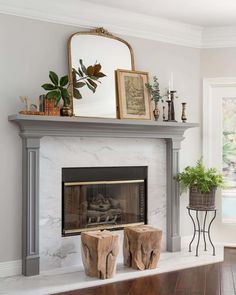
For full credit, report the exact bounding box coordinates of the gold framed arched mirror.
[68,28,135,118]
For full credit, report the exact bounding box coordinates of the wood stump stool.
[124,225,162,270]
[81,230,119,279]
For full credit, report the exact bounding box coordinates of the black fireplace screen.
[62,167,147,236]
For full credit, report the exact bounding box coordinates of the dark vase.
[61,105,73,117]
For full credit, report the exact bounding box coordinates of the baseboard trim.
[0,260,21,278]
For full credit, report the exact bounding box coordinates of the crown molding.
[1,0,236,48]
[0,0,203,48]
[202,26,236,48]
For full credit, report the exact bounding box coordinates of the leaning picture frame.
[116,69,152,120]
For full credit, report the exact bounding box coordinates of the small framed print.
[116,69,152,120]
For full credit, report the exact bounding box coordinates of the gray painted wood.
[22,137,40,276]
[9,114,199,276]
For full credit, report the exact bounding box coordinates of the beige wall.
[0,13,201,263]
[201,48,236,77]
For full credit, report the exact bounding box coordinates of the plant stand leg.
[188,208,196,252]
[196,210,201,257]
[203,211,208,251]
[208,210,217,256]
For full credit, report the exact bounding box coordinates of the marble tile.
[39,137,166,271]
[0,245,224,295]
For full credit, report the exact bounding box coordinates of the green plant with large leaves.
[41,71,69,107]
[72,59,106,99]
[177,159,225,193]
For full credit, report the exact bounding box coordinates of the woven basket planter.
[189,186,216,209]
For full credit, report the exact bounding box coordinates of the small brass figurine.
[181,102,187,123]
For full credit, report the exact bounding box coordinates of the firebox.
[62,166,147,236]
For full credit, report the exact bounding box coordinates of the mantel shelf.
[9,114,199,139]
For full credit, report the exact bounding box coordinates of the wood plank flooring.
[55,248,236,295]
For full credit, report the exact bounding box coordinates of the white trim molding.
[203,77,236,166]
[202,26,236,48]
[2,0,236,48]
[1,0,236,48]
[0,0,203,48]
[0,260,21,278]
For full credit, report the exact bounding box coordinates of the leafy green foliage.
[177,159,225,193]
[72,59,106,99]
[145,76,163,103]
[41,71,69,106]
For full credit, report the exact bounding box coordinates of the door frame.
[203,77,236,246]
[203,77,236,167]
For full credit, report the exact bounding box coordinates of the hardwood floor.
[55,248,236,295]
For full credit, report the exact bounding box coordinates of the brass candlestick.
[181,102,187,123]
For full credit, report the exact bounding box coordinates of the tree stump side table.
[81,230,119,279]
[124,225,162,270]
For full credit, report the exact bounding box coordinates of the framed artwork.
[116,69,152,120]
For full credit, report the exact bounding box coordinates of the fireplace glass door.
[62,167,147,235]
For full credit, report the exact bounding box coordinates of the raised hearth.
[9,114,198,276]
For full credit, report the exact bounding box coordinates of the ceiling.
[86,0,236,27]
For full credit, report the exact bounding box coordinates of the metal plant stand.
[187,206,217,257]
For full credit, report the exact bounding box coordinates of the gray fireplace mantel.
[9,114,198,276]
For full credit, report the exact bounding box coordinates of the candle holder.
[181,102,187,123]
[162,106,166,121]
[164,90,177,122]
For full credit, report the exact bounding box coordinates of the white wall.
[201,48,236,77]
[0,13,202,264]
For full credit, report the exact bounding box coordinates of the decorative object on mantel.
[116,69,152,120]
[123,225,162,270]
[81,230,119,279]
[41,71,70,106]
[41,71,74,116]
[163,105,166,121]
[181,102,187,123]
[177,159,225,209]
[145,76,164,121]
[19,110,45,115]
[19,96,40,112]
[72,59,106,99]
[165,90,177,122]
[68,27,135,118]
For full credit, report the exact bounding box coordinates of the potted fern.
[177,159,225,209]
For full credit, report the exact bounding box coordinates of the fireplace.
[62,166,147,236]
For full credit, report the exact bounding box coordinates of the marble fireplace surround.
[9,114,198,276]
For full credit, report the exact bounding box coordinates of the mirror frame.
[67,27,135,114]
